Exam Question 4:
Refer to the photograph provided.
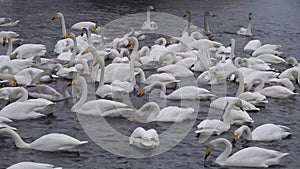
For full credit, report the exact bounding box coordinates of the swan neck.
[98,58,105,88]
[16,87,29,101]
[4,129,29,148]
[70,36,78,63]
[6,38,13,56]
[223,100,237,124]
[240,125,253,140]
[76,60,90,74]
[204,14,210,32]
[0,65,13,74]
[233,71,244,96]
[249,78,264,92]
[214,139,232,163]
[230,39,235,59]
[146,8,151,23]
[135,68,146,83]
[72,76,88,111]
[149,82,166,98]
[60,14,67,36]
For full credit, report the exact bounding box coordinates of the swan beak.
[204,147,212,160]
[71,79,76,85]
[166,40,172,46]
[81,47,90,55]
[92,26,97,33]
[2,37,6,46]
[36,80,41,85]
[13,80,18,87]
[131,114,137,121]
[137,89,145,97]
[216,76,221,81]
[232,135,239,144]
[52,14,58,20]
[127,40,132,47]
[244,88,250,92]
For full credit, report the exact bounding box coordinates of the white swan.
[268,78,295,91]
[256,53,286,64]
[157,64,194,78]
[237,12,252,36]
[10,44,46,59]
[246,78,298,98]
[286,56,299,67]
[129,127,159,149]
[0,87,54,120]
[0,18,19,27]
[244,39,262,51]
[138,82,215,100]
[52,12,67,36]
[141,5,158,30]
[0,127,87,152]
[7,162,62,169]
[70,76,133,117]
[233,124,291,142]
[205,138,289,168]
[252,44,282,57]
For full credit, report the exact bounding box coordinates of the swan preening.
[205,138,289,168]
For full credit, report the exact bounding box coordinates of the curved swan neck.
[159,51,176,65]
[223,100,238,124]
[149,82,167,98]
[69,34,78,64]
[76,60,90,74]
[0,128,29,148]
[228,70,244,97]
[82,28,92,45]
[120,48,129,58]
[129,37,139,85]
[249,78,265,92]
[239,125,253,140]
[0,65,13,74]
[155,38,167,46]
[134,68,146,83]
[72,76,88,111]
[14,87,29,101]
[211,138,232,163]
[30,70,51,85]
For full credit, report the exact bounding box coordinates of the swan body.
[244,39,262,51]
[7,162,62,169]
[195,119,230,136]
[157,65,194,78]
[71,21,96,30]
[140,82,215,100]
[234,124,291,142]
[129,127,159,149]
[0,18,19,27]
[26,84,66,101]
[252,44,282,57]
[256,54,286,64]
[268,78,295,91]
[11,44,46,59]
[205,138,289,168]
[134,102,195,122]
[244,71,278,85]
[0,127,87,152]
[238,92,268,107]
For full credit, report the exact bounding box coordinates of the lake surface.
[0,0,299,168]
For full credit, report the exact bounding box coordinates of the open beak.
[137,89,145,97]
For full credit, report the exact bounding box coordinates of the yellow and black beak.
[204,147,212,160]
[127,40,132,47]
[166,40,172,46]
[232,135,239,145]
[244,87,250,92]
[137,89,145,97]
[52,14,58,20]
[81,47,90,55]
[13,80,18,87]
[68,79,76,87]
[62,34,68,39]
[2,37,6,46]
[92,25,97,33]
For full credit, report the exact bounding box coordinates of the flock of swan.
[0,6,298,168]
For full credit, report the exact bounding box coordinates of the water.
[0,0,300,168]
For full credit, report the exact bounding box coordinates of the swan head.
[52,12,63,20]
[204,144,214,160]
[63,32,76,39]
[183,11,191,18]
[248,12,252,21]
[148,5,155,10]
[137,89,145,97]
[204,12,216,17]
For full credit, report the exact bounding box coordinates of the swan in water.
[245,78,298,98]
[157,64,194,78]
[129,127,159,149]
[256,53,286,64]
[70,76,133,117]
[7,161,62,169]
[237,12,252,36]
[138,82,215,100]
[141,5,158,30]
[286,56,299,67]
[0,87,54,120]
[252,44,282,57]
[0,18,19,27]
[233,124,291,143]
[0,127,87,152]
[204,138,289,168]
[244,39,262,51]
[10,44,46,59]
[132,102,195,123]
[195,100,243,138]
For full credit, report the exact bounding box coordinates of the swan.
[233,124,291,143]
[136,71,180,89]
[244,39,262,51]
[244,70,279,85]
[70,76,133,117]
[195,100,242,137]
[256,53,286,64]
[138,82,215,100]
[0,127,87,152]
[279,67,300,82]
[157,64,194,78]
[10,44,46,59]
[0,18,19,27]
[237,12,252,36]
[205,138,289,168]
[132,102,195,122]
[182,11,211,39]
[0,87,54,120]
[252,44,282,57]
[7,162,62,169]
[129,127,159,149]
[26,84,68,102]
[0,116,16,130]
[286,56,299,67]
[245,78,298,98]
[268,78,295,91]
[203,12,216,34]
[141,5,158,30]
[52,12,67,36]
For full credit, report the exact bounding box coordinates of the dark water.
[0,0,300,168]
